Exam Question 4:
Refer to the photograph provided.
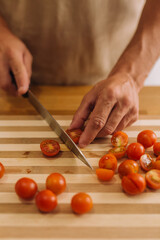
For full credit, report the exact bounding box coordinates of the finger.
[78,94,116,148]
[97,102,128,138]
[9,52,30,95]
[23,50,33,78]
[69,93,96,130]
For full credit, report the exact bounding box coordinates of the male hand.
[0,27,32,95]
[69,73,139,148]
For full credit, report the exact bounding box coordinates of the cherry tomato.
[111,131,128,147]
[122,173,146,195]
[40,139,60,157]
[154,160,160,170]
[137,130,157,148]
[127,142,145,160]
[0,162,5,178]
[139,154,154,172]
[145,169,160,189]
[156,155,160,161]
[35,189,57,212]
[71,192,93,214]
[99,153,117,171]
[66,129,82,144]
[15,178,38,200]
[108,146,126,159]
[46,173,66,195]
[153,142,160,156]
[118,159,139,178]
[96,168,114,181]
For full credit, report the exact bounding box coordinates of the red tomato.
[46,173,66,195]
[40,139,60,157]
[122,173,146,195]
[139,154,154,172]
[99,153,117,171]
[15,178,38,200]
[35,190,57,212]
[71,192,93,214]
[145,169,160,189]
[108,147,126,159]
[66,129,82,144]
[127,142,145,160]
[0,162,5,178]
[156,155,160,161]
[154,160,160,170]
[96,168,114,181]
[153,142,160,156]
[137,130,157,148]
[118,159,139,178]
[111,131,128,147]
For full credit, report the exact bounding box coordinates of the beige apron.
[0,0,145,85]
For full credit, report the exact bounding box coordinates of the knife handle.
[10,71,29,98]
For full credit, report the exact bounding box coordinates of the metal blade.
[28,90,93,169]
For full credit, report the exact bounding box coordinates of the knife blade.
[26,90,93,169]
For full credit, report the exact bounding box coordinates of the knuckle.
[122,96,132,108]
[104,125,115,135]
[91,116,106,130]
[106,87,116,101]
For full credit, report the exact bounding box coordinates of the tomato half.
[66,129,82,144]
[139,154,154,172]
[99,153,117,171]
[46,173,66,195]
[137,130,157,148]
[153,142,160,156]
[40,139,60,157]
[96,168,114,181]
[0,162,5,178]
[145,169,160,189]
[118,159,139,178]
[35,189,57,212]
[108,147,126,159]
[15,178,38,200]
[122,173,146,195]
[111,131,128,147]
[127,142,145,160]
[71,192,93,214]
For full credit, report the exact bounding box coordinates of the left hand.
[69,72,139,148]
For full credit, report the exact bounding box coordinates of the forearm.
[110,0,160,91]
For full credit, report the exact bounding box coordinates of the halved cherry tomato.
[66,129,82,144]
[40,139,60,157]
[122,173,146,195]
[111,131,128,147]
[99,153,117,171]
[127,142,145,160]
[154,160,160,170]
[153,142,160,156]
[145,169,160,189]
[0,162,5,178]
[108,147,126,159]
[137,130,157,148]
[15,177,38,200]
[139,154,154,171]
[96,168,114,181]
[71,192,93,214]
[35,189,57,212]
[118,160,139,178]
[46,173,66,195]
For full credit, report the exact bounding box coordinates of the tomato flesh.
[137,130,157,148]
[145,169,160,189]
[35,189,57,212]
[111,131,128,147]
[15,177,38,200]
[139,154,154,171]
[127,142,145,160]
[66,129,82,144]
[108,147,126,159]
[71,192,93,214]
[118,159,139,178]
[122,173,146,195]
[96,168,114,181]
[46,173,66,195]
[40,139,60,157]
[99,153,117,171]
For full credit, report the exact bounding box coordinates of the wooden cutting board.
[0,114,160,239]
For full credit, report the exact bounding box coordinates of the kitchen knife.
[10,72,93,169]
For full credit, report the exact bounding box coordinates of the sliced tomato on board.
[139,154,154,172]
[111,131,128,147]
[108,146,126,159]
[96,168,114,181]
[137,130,157,148]
[66,129,82,144]
[145,169,160,189]
[40,140,60,157]
[118,159,139,178]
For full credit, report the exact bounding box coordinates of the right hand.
[0,27,32,95]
